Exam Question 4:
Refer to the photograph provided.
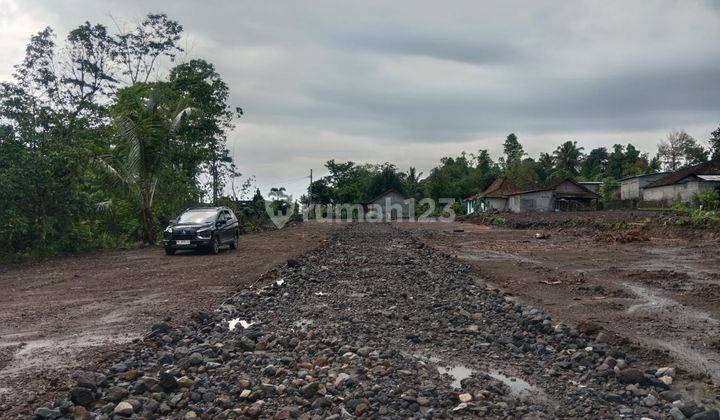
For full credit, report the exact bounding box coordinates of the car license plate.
[176,240,191,245]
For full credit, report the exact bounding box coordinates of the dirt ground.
[0,222,338,416]
[406,213,720,393]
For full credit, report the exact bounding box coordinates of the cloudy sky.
[2,0,719,197]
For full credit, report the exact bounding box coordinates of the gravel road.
[30,223,717,419]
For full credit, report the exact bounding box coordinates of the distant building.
[579,181,602,194]
[506,178,599,213]
[462,177,519,214]
[642,162,720,203]
[619,172,669,200]
[363,189,410,220]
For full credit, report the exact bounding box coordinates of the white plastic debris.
[276,279,285,286]
[228,318,254,331]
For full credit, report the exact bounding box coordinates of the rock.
[262,365,277,377]
[617,368,645,384]
[660,390,683,402]
[158,372,178,391]
[287,259,301,268]
[73,405,91,420]
[690,410,720,420]
[33,407,61,418]
[642,394,657,407]
[334,373,350,388]
[458,393,472,403]
[187,352,203,366]
[113,401,134,416]
[656,367,676,378]
[106,386,129,402]
[240,389,252,398]
[301,382,320,398]
[177,376,194,388]
[670,406,688,420]
[151,322,171,334]
[74,372,104,390]
[659,375,673,385]
[69,387,94,407]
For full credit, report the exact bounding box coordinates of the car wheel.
[165,247,176,255]
[209,236,220,254]
[229,231,239,250]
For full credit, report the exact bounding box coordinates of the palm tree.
[97,86,192,244]
[553,141,584,175]
[404,167,424,199]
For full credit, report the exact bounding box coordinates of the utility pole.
[308,169,313,219]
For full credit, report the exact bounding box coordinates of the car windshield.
[176,210,217,224]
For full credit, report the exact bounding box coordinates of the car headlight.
[196,228,212,239]
[164,226,173,233]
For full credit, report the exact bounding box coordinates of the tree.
[600,177,619,201]
[111,13,184,85]
[169,59,239,203]
[657,130,708,171]
[403,167,423,199]
[536,153,555,181]
[97,84,193,244]
[502,133,524,168]
[710,125,720,162]
[553,141,584,175]
[580,147,608,180]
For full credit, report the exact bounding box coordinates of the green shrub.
[692,190,720,211]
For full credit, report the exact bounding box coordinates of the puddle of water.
[438,364,473,389]
[625,283,717,324]
[417,354,540,398]
[488,369,535,396]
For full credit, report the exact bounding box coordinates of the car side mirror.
[216,219,226,227]
[170,218,177,225]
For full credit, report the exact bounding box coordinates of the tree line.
[0,14,246,258]
[305,129,720,209]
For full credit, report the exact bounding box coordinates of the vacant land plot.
[0,223,338,416]
[28,224,717,419]
[409,213,720,394]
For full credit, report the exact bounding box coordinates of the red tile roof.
[481,177,519,198]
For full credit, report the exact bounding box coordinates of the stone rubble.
[30,224,718,419]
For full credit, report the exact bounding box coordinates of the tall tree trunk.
[141,204,156,244]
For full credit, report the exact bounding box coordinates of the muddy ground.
[0,223,338,417]
[408,212,720,397]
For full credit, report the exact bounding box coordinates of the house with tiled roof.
[641,161,720,203]
[463,177,518,213]
[505,178,599,213]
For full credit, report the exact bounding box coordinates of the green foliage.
[600,177,620,201]
[502,133,523,168]
[692,190,720,211]
[0,14,242,259]
[553,141,584,175]
[675,208,719,228]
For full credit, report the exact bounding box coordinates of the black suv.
[163,207,239,255]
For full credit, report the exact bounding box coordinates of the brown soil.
[405,214,720,395]
[0,222,338,416]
